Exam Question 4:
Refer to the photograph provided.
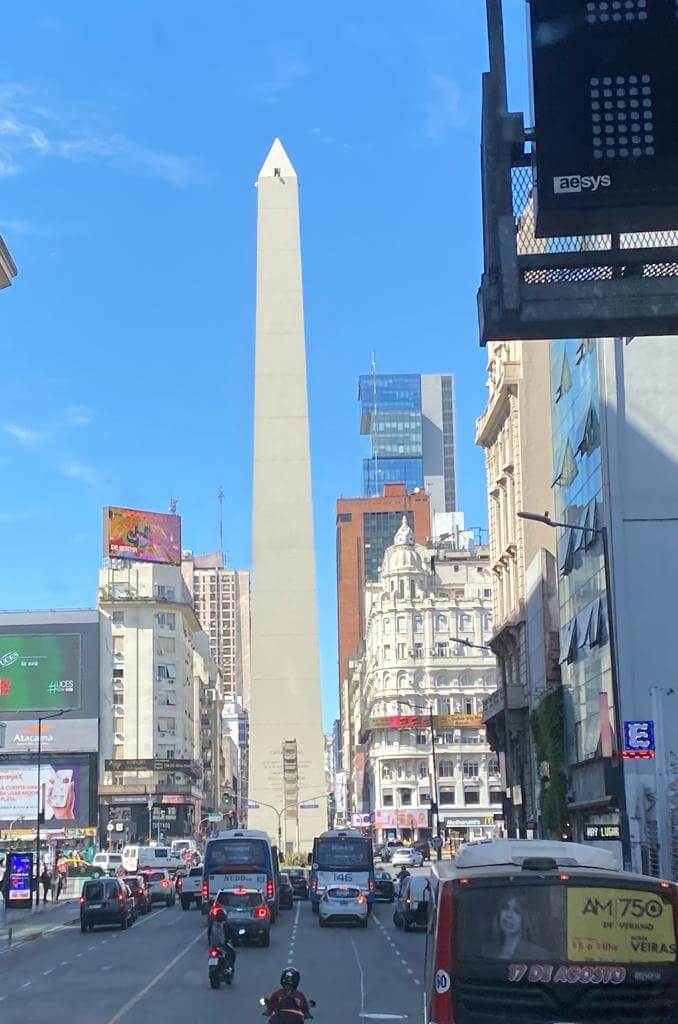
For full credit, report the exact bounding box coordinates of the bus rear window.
[205,840,268,873]
[453,883,677,965]
[316,839,371,871]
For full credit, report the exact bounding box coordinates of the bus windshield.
[316,838,372,871]
[453,881,677,966]
[204,839,269,874]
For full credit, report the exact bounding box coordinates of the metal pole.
[35,716,42,907]
[429,706,442,861]
[651,687,671,878]
[600,526,631,870]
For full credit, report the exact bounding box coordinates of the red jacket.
[266,988,311,1019]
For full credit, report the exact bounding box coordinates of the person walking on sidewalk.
[40,864,51,903]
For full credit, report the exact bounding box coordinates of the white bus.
[202,828,281,920]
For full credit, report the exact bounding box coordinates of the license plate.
[208,957,219,965]
[87,903,103,909]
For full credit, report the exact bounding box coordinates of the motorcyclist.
[396,865,410,890]
[208,905,236,970]
[263,967,313,1021]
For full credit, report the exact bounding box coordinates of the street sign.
[246,802,260,809]
[106,822,115,832]
[623,720,655,758]
[207,812,223,822]
[299,803,319,810]
[585,823,621,842]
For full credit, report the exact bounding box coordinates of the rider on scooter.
[262,967,313,1021]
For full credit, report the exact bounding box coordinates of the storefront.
[442,815,496,851]
[374,808,430,843]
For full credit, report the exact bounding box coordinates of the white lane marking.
[413,979,421,987]
[76,952,83,958]
[88,944,96,950]
[104,932,202,1024]
[60,961,68,966]
[350,935,366,1019]
[406,968,413,976]
[43,969,54,976]
[21,982,32,989]
[360,1016,408,1021]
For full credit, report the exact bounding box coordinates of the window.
[439,788,456,805]
[112,636,124,656]
[410,580,416,599]
[112,611,124,625]
[462,729,482,744]
[435,614,448,632]
[399,789,412,806]
[157,637,176,656]
[157,664,177,681]
[488,759,500,776]
[158,716,176,732]
[418,762,428,778]
[436,642,448,657]
[397,616,407,634]
[416,732,428,746]
[464,789,480,805]
[383,792,394,807]
[156,585,176,601]
[337,513,352,522]
[459,613,472,632]
[464,698,474,715]
[414,614,423,633]
[438,760,454,778]
[113,668,124,679]
[396,643,406,659]
[414,643,423,658]
[483,588,492,598]
[490,789,503,805]
[113,693,124,705]
[438,697,451,716]
[156,612,176,629]
[438,732,454,745]
[463,760,480,779]
[384,645,391,660]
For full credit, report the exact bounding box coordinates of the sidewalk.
[1,887,80,950]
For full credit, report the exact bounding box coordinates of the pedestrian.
[40,864,51,903]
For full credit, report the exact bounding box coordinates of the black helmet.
[280,967,300,990]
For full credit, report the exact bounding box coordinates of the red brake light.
[256,905,268,918]
[118,892,125,901]
[266,879,273,897]
[79,895,85,903]
[311,879,317,890]
[368,878,375,892]
[210,906,220,917]
[210,948,219,957]
[202,882,208,897]
[559,873,570,881]
[357,894,366,904]
[161,879,169,888]
[661,881,671,890]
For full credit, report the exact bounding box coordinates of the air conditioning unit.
[204,688,216,700]
[113,705,125,715]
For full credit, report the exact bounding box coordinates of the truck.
[177,865,204,910]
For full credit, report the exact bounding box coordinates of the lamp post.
[395,698,442,861]
[35,709,71,906]
[245,795,327,853]
[517,510,630,868]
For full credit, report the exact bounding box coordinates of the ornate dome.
[381,516,426,577]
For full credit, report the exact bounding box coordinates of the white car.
[318,885,368,928]
[91,852,124,876]
[391,847,424,868]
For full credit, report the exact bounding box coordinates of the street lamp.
[35,709,71,906]
[517,510,630,868]
[245,795,328,852]
[394,698,443,861]
[450,636,493,653]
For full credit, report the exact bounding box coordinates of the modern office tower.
[359,373,456,516]
[248,139,327,850]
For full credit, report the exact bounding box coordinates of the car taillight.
[266,880,273,898]
[311,878,317,890]
[357,894,366,904]
[210,906,220,917]
[118,893,125,901]
[368,878,375,893]
[256,906,268,918]
[202,882,208,897]
[210,948,219,957]
[162,879,169,888]
[79,895,85,904]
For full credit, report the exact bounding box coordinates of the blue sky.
[0,2,531,728]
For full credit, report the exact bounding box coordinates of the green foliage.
[281,850,308,867]
[530,687,568,838]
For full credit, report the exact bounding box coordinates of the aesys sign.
[0,718,97,753]
[104,506,181,566]
[0,634,82,710]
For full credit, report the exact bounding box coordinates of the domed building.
[349,518,501,849]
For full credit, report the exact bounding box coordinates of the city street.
[0,882,426,1024]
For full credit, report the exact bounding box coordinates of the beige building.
[193,632,227,816]
[248,139,327,850]
[476,340,560,836]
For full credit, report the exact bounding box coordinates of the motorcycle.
[208,942,236,989]
[259,995,316,1022]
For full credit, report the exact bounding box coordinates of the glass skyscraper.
[358,372,456,516]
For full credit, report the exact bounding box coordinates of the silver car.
[390,847,424,868]
[318,885,368,928]
[140,868,176,907]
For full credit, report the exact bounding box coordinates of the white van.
[122,845,180,874]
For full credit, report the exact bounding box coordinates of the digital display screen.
[104,506,181,565]
[0,633,81,710]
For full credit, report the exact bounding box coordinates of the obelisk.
[248,139,327,850]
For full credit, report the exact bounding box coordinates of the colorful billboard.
[0,634,82,711]
[0,718,97,753]
[375,809,429,829]
[0,759,91,826]
[104,506,181,565]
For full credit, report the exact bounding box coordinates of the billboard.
[375,809,429,829]
[104,506,181,565]
[0,759,91,826]
[0,718,97,753]
[0,634,82,711]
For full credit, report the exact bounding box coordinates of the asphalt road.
[0,876,427,1024]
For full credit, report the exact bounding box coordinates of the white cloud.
[424,73,468,140]
[249,48,310,103]
[65,405,92,427]
[0,82,198,186]
[58,459,99,484]
[3,423,46,444]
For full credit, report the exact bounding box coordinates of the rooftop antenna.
[168,498,178,514]
[218,485,224,560]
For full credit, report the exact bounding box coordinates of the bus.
[309,828,375,912]
[424,838,678,1024]
[202,828,280,921]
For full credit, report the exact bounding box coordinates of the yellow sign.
[567,887,677,963]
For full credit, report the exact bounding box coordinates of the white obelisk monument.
[248,139,327,850]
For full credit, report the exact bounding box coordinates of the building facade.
[476,340,561,840]
[97,562,205,845]
[359,372,457,516]
[336,484,431,705]
[348,519,500,847]
[0,610,100,854]
[223,699,249,826]
[549,336,678,878]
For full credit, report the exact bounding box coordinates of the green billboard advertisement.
[0,634,82,711]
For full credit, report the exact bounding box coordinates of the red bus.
[424,839,677,1024]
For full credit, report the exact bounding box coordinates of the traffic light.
[223,793,231,807]
[530,0,678,235]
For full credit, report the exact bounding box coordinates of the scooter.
[208,942,236,989]
[259,995,316,1021]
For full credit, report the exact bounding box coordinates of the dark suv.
[80,877,135,932]
[208,888,271,947]
[122,874,152,915]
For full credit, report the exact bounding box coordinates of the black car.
[412,840,431,861]
[278,874,294,909]
[281,868,309,899]
[122,874,152,915]
[208,888,271,947]
[80,877,135,932]
[373,870,395,903]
